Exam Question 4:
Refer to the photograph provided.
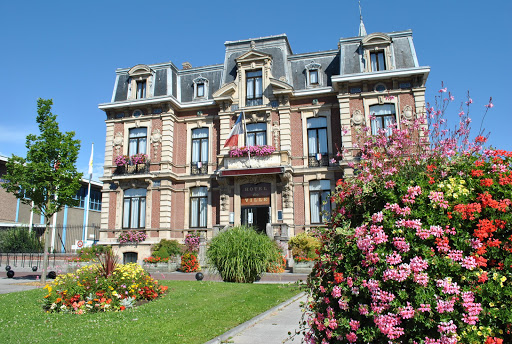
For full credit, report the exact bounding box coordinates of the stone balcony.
[222,151,290,170]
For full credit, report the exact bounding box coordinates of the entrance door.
[242,206,269,233]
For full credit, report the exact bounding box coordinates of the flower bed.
[42,262,167,314]
[143,256,170,264]
[304,94,511,343]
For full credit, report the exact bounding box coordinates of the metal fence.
[0,225,100,254]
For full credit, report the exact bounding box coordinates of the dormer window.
[193,76,209,100]
[246,70,263,106]
[309,69,319,84]
[361,33,392,73]
[128,64,153,100]
[305,62,322,88]
[370,51,386,71]
[136,80,146,99]
[197,83,205,97]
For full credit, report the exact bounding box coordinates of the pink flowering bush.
[184,232,200,253]
[304,92,511,343]
[229,145,276,157]
[118,230,147,244]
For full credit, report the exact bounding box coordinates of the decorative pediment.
[269,78,293,95]
[128,64,153,77]
[362,33,392,47]
[212,81,236,100]
[236,50,273,64]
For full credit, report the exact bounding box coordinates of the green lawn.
[0,281,300,344]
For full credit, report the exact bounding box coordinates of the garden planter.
[293,261,314,274]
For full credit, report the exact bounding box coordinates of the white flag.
[88,143,94,175]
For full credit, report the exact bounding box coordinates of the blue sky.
[1,0,510,181]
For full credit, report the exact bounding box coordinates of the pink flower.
[349,319,360,331]
[439,87,447,93]
[346,332,357,343]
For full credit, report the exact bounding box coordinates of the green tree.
[1,98,82,283]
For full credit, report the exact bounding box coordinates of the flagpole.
[242,112,252,168]
[83,143,93,242]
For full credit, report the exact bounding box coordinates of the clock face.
[375,84,386,92]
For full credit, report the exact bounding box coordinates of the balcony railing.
[191,162,208,175]
[308,154,329,167]
[114,162,150,175]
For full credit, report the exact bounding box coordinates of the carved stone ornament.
[150,129,162,156]
[250,41,256,50]
[402,105,414,120]
[220,194,229,211]
[272,121,280,148]
[113,132,124,155]
[281,172,293,208]
[351,109,364,126]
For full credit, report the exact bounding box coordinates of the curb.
[204,292,306,344]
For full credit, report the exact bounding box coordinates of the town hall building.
[98,25,430,263]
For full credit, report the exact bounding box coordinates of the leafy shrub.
[305,94,512,343]
[42,262,168,314]
[288,232,320,260]
[207,226,281,283]
[74,245,111,262]
[151,239,182,259]
[181,252,200,272]
[0,227,42,253]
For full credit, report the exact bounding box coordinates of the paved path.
[205,293,306,344]
[229,294,306,344]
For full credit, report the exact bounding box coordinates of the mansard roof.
[101,30,428,109]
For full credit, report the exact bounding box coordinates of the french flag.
[224,113,244,148]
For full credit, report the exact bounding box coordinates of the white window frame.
[122,188,147,229]
[305,62,322,88]
[193,76,209,100]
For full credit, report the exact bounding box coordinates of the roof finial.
[358,0,367,37]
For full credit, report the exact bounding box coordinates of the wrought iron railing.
[114,162,150,175]
[308,154,329,167]
[191,162,208,175]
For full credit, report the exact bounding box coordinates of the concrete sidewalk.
[206,293,306,344]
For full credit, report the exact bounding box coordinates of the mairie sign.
[240,183,270,206]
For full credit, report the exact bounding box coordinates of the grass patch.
[0,280,300,344]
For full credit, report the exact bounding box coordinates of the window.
[370,51,386,71]
[90,189,102,211]
[136,80,146,99]
[370,104,396,137]
[190,187,207,228]
[246,123,266,146]
[191,128,208,174]
[196,83,205,98]
[123,189,146,229]
[310,180,331,224]
[246,70,263,106]
[74,186,87,208]
[309,69,319,85]
[128,128,147,156]
[307,117,328,166]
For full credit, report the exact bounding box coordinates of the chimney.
[182,62,192,70]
